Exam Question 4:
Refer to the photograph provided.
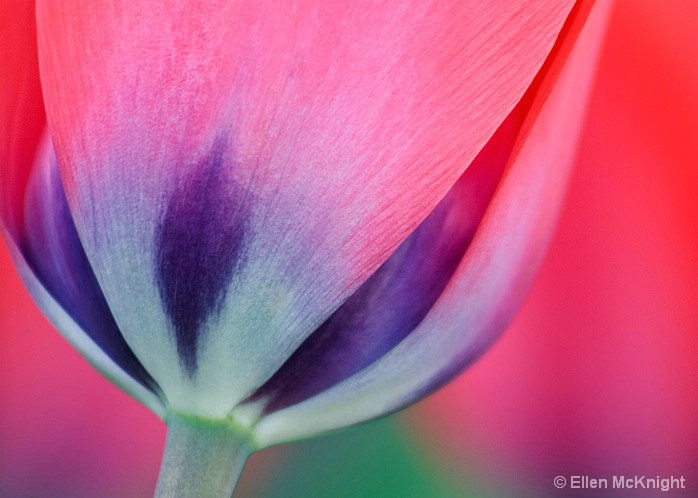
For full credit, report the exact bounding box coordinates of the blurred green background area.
[238,416,482,498]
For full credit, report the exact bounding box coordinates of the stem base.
[155,413,253,498]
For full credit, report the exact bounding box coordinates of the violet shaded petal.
[247,108,523,415]
[155,138,248,376]
[21,145,161,396]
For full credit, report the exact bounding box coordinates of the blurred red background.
[2,1,697,497]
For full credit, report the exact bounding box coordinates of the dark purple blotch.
[247,107,524,415]
[154,139,247,376]
[21,152,161,395]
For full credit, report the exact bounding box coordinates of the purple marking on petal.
[155,139,247,376]
[21,148,161,395]
[248,109,524,415]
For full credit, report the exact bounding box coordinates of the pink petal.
[242,102,523,417]
[251,0,612,445]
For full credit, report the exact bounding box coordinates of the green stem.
[155,413,254,498]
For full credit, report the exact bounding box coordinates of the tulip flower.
[1,1,609,496]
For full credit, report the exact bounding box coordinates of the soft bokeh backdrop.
[1,1,696,496]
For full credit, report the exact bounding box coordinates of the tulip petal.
[37,0,575,415]
[251,0,612,445]
[7,243,167,419]
[153,136,249,377]
[0,3,165,415]
[3,134,166,416]
[22,136,163,396]
[244,108,523,415]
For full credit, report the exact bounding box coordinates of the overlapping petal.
[36,0,576,416]
[0,1,164,417]
[248,0,611,446]
[22,134,164,410]
[242,103,523,418]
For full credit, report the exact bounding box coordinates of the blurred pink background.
[2,1,697,496]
